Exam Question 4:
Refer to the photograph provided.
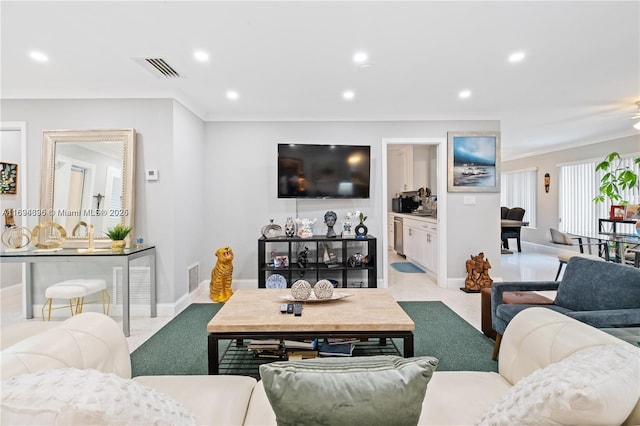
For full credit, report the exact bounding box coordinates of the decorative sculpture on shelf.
[297,246,309,268]
[324,211,337,238]
[284,217,296,237]
[1,225,31,250]
[342,211,357,238]
[462,252,493,293]
[87,224,96,253]
[210,246,234,303]
[354,212,368,239]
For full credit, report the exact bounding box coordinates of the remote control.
[280,303,288,314]
[286,303,294,314]
[293,303,302,316]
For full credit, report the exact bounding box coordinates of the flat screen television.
[278,144,371,199]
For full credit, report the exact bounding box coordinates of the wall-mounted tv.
[278,144,371,199]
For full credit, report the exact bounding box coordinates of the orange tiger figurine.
[210,246,234,302]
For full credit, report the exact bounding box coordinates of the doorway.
[381,138,447,289]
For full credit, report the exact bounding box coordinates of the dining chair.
[501,207,526,252]
[500,206,509,219]
[549,228,609,280]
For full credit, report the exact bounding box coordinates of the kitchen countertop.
[388,212,438,224]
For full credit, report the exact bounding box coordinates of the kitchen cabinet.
[400,215,438,275]
[400,146,414,191]
[424,224,438,274]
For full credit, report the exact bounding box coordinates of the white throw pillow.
[477,343,640,426]
[1,368,196,425]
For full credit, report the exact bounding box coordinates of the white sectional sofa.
[2,308,639,425]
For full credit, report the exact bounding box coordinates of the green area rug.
[131,301,497,377]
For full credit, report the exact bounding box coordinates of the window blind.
[500,169,537,228]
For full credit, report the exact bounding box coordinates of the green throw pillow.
[259,355,438,426]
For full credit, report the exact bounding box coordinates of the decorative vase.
[261,219,282,238]
[111,240,126,251]
[354,222,368,239]
[284,217,296,237]
[347,252,364,267]
[295,218,316,239]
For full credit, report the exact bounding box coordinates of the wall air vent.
[188,263,200,293]
[133,57,181,79]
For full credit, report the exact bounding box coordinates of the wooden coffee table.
[207,288,415,374]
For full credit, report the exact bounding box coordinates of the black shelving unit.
[258,235,377,288]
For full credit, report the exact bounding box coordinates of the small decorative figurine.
[297,246,309,268]
[324,211,337,238]
[463,252,493,293]
[87,224,95,253]
[210,246,234,302]
[284,217,296,237]
[342,211,357,238]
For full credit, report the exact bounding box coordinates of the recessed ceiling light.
[353,52,368,64]
[226,90,239,100]
[29,51,48,62]
[508,51,526,63]
[194,50,209,62]
[459,90,471,99]
[343,90,355,100]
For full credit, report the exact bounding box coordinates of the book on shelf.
[282,339,318,350]
[326,337,359,345]
[318,341,354,357]
[287,350,318,360]
[250,348,287,359]
[248,339,281,351]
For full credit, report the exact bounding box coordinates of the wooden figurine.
[210,246,234,302]
[463,252,493,292]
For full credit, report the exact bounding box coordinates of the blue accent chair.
[491,257,640,359]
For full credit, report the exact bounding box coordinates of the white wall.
[203,120,502,286]
[502,134,640,247]
[0,99,188,307]
[1,97,503,303]
[172,101,206,301]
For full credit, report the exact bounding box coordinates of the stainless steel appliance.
[392,195,420,213]
[394,216,404,256]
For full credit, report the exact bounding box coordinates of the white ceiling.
[2,1,639,160]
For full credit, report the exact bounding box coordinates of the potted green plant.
[105,224,132,251]
[593,152,640,219]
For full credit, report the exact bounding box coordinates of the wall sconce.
[544,173,550,193]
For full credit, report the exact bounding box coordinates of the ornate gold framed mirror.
[40,129,135,248]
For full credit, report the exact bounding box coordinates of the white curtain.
[559,156,639,235]
[500,169,537,227]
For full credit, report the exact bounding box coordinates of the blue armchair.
[491,257,640,359]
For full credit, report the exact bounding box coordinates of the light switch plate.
[146,169,159,181]
[463,196,476,205]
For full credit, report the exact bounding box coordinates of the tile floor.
[1,242,562,353]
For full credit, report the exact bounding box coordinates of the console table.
[0,246,156,337]
[258,235,377,288]
[598,218,637,233]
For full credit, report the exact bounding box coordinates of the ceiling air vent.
[133,57,181,79]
